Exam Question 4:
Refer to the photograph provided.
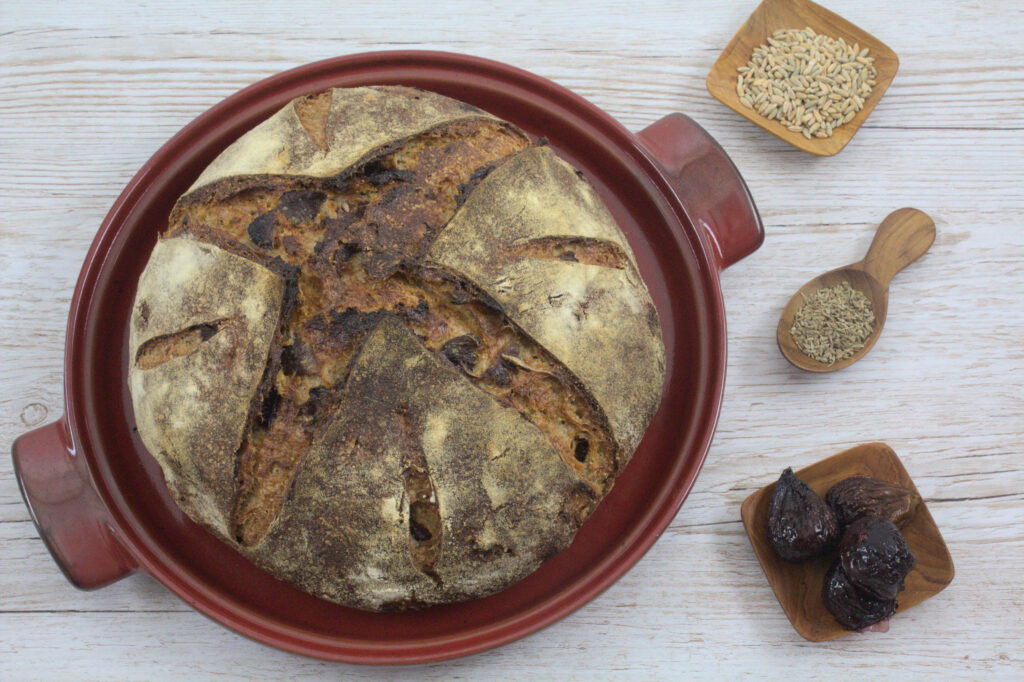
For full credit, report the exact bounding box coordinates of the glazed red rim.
[63,51,731,663]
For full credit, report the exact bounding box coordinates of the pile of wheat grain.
[737,27,876,139]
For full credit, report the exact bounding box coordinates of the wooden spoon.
[777,208,936,372]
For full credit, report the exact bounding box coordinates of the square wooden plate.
[740,443,954,641]
[706,0,899,155]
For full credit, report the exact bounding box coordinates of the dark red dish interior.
[59,52,734,663]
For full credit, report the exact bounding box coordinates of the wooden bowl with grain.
[707,0,898,155]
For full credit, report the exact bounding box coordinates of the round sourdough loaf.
[128,86,666,610]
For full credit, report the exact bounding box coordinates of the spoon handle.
[862,208,936,286]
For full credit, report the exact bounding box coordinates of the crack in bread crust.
[293,91,332,152]
[134,319,229,369]
[508,236,630,269]
[396,411,443,583]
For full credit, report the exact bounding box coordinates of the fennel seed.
[790,282,875,364]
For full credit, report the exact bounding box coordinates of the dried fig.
[279,189,326,223]
[247,211,277,248]
[441,334,480,373]
[822,559,897,630]
[826,475,920,529]
[839,517,916,600]
[767,467,839,561]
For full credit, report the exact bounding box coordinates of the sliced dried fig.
[822,558,897,630]
[279,189,326,223]
[839,517,916,600]
[440,334,480,373]
[247,212,277,248]
[767,467,839,561]
[826,475,921,529]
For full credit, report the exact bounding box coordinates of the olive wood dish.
[740,442,954,641]
[706,0,899,156]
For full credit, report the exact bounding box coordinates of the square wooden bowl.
[740,443,954,641]
[706,0,899,155]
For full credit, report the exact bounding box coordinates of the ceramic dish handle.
[637,113,764,270]
[12,418,137,589]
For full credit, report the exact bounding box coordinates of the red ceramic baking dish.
[12,51,762,663]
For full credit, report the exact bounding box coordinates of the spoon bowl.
[778,266,888,372]
[778,208,935,372]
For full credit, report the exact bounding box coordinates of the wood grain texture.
[777,207,936,371]
[706,0,899,155]
[2,0,1023,679]
[741,442,954,641]
[861,207,936,284]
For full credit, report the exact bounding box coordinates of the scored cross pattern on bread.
[128,86,665,611]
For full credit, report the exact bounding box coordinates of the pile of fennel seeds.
[737,27,877,139]
[790,282,876,364]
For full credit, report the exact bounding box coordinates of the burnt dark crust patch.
[360,159,416,187]
[307,308,387,346]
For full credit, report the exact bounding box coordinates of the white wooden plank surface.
[2,0,1022,679]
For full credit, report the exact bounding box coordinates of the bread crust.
[427,146,665,459]
[184,86,496,199]
[128,86,665,610]
[250,316,592,610]
[129,237,285,530]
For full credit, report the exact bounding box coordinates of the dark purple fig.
[440,334,480,373]
[279,189,326,223]
[767,467,839,561]
[822,559,897,630]
[826,475,921,529]
[247,212,277,248]
[839,517,916,600]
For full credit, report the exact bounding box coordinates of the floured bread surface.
[128,86,665,611]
